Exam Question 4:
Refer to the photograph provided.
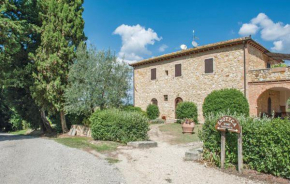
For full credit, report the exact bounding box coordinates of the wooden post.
[221,131,226,169]
[237,126,243,173]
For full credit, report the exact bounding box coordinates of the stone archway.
[175,97,183,118]
[151,98,158,106]
[248,81,290,117]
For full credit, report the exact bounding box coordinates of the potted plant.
[271,63,288,73]
[181,118,195,134]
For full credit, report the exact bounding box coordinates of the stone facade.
[134,45,245,122]
[132,38,290,122]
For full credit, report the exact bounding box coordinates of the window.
[151,98,158,106]
[205,58,213,73]
[164,95,168,101]
[175,64,182,77]
[165,70,168,76]
[151,68,156,80]
[267,63,271,68]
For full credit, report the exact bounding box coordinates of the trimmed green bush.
[199,113,290,178]
[203,88,249,117]
[146,104,159,120]
[121,105,147,117]
[176,102,198,123]
[90,109,149,143]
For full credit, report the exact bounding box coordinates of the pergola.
[265,52,290,62]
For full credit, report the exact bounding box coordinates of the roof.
[129,36,272,67]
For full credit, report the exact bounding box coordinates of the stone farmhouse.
[130,36,290,123]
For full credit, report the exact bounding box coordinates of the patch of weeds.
[9,129,29,135]
[105,157,120,164]
[54,137,120,153]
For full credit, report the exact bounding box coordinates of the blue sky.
[83,0,290,63]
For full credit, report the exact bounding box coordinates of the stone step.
[127,141,158,148]
[184,147,203,161]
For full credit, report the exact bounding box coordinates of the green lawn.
[54,137,121,153]
[9,129,30,135]
[159,123,202,144]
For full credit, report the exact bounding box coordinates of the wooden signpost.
[215,116,243,173]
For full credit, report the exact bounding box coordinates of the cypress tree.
[31,0,86,132]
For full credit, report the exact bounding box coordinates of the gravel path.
[115,124,262,184]
[0,133,125,184]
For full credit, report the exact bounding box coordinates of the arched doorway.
[175,97,183,118]
[256,87,290,118]
[151,98,158,106]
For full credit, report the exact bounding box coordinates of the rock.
[127,141,157,148]
[67,125,91,137]
[184,148,203,161]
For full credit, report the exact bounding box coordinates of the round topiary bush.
[146,104,159,120]
[202,88,249,117]
[176,102,198,123]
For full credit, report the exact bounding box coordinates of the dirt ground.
[115,124,265,184]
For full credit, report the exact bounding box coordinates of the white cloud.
[239,13,290,52]
[180,44,187,50]
[239,23,259,35]
[158,44,168,52]
[271,40,283,51]
[113,24,162,63]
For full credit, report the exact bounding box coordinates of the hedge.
[199,113,290,178]
[121,105,147,117]
[203,88,249,117]
[146,104,159,120]
[176,102,198,123]
[90,109,149,143]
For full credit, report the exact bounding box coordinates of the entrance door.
[175,97,183,118]
[268,97,272,115]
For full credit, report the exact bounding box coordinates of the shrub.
[203,88,249,117]
[271,63,287,68]
[90,109,149,143]
[146,104,159,120]
[121,105,147,117]
[199,113,290,178]
[176,102,198,123]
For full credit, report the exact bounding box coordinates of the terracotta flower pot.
[271,67,286,73]
[181,119,195,134]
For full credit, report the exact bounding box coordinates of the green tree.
[64,44,132,116]
[0,0,48,131]
[31,0,86,132]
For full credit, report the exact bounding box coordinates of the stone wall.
[248,67,290,82]
[134,45,245,123]
[247,44,269,70]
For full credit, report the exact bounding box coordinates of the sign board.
[215,116,243,173]
[215,116,241,133]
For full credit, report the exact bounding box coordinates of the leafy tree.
[31,0,86,132]
[0,0,49,131]
[64,44,132,116]
[176,102,198,123]
[146,104,159,120]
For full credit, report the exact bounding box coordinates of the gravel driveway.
[0,133,125,184]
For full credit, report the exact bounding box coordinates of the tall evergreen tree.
[0,0,50,131]
[31,0,86,132]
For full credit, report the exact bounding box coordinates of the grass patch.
[159,123,202,144]
[54,137,120,153]
[9,129,29,135]
[105,158,120,164]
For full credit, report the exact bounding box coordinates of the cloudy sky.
[83,0,290,63]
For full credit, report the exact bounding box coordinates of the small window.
[165,70,168,76]
[267,63,271,68]
[175,64,182,77]
[164,95,168,101]
[205,58,213,73]
[151,68,156,80]
[151,98,158,106]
